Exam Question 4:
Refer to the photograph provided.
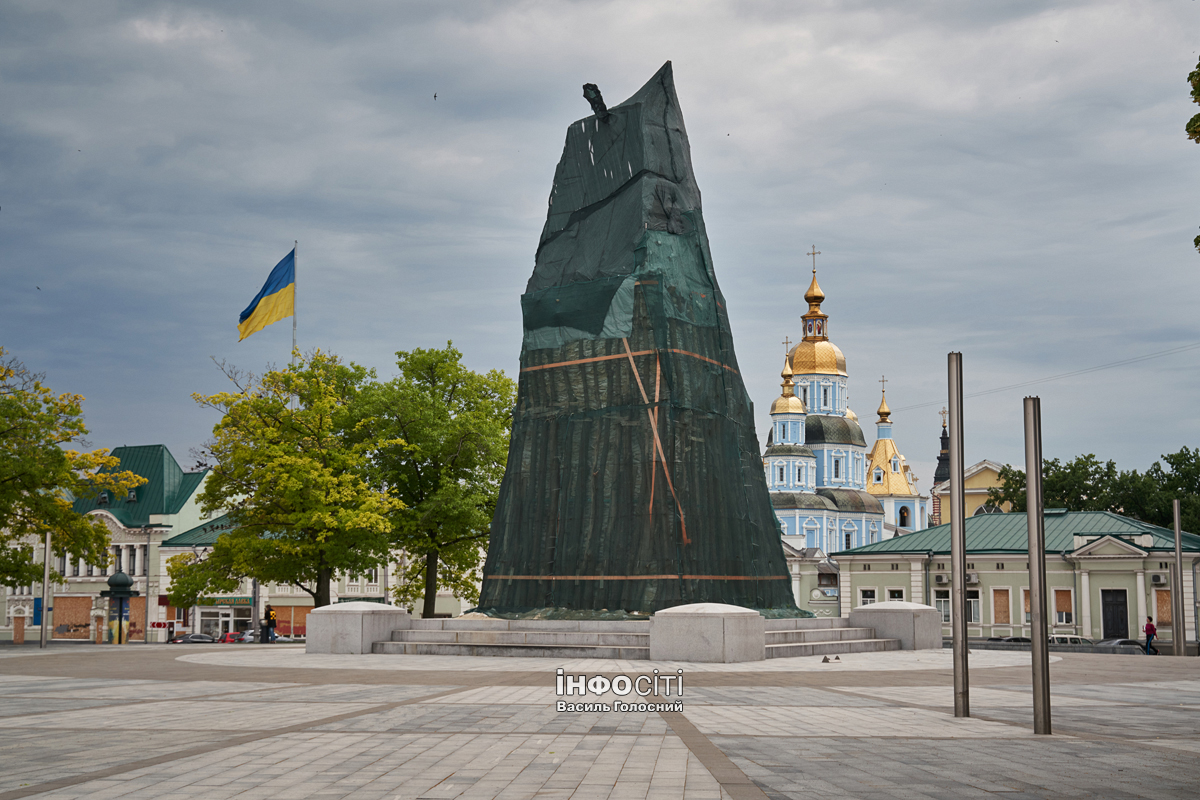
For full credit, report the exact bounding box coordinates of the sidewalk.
[0,646,1197,799]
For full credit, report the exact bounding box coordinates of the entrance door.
[219,609,233,636]
[1101,589,1128,639]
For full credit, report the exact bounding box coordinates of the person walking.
[265,603,278,643]
[1143,616,1159,655]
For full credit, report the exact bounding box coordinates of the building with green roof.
[830,510,1199,648]
[4,445,213,643]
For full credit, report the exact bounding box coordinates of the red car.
[218,631,243,643]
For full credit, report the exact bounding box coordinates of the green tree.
[0,348,145,585]
[172,350,402,608]
[355,343,515,617]
[987,448,1200,534]
[1188,56,1200,252]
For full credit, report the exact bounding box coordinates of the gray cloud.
[2,0,1198,488]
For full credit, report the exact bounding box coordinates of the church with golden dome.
[764,264,927,555]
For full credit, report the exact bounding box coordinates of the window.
[86,563,94,577]
[823,387,829,407]
[367,568,379,585]
[898,507,910,527]
[72,558,80,578]
[97,492,109,506]
[817,573,837,586]
[129,547,137,577]
[873,468,883,483]
[1023,589,1031,623]
[778,466,784,482]
[1054,589,1072,624]
[993,588,1011,625]
[844,533,851,550]
[113,548,123,573]
[967,589,980,623]
[888,589,904,601]
[127,488,137,502]
[996,563,1004,570]
[860,589,876,606]
[966,563,974,570]
[800,386,808,405]
[935,589,951,622]
[863,563,872,571]
[891,457,899,472]
[833,459,841,479]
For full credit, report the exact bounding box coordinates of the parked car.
[168,633,216,644]
[1050,635,1094,646]
[1096,638,1144,648]
[1000,636,1032,643]
[237,630,257,643]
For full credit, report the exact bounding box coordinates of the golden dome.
[788,340,847,377]
[771,355,807,414]
[771,394,807,414]
[804,272,825,308]
[877,391,891,423]
[845,408,858,423]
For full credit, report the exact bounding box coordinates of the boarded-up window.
[1055,589,1073,624]
[1157,589,1172,625]
[994,589,1010,624]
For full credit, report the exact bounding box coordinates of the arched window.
[833,459,840,479]
[873,467,883,483]
[891,457,900,472]
[899,506,911,527]
[778,466,784,482]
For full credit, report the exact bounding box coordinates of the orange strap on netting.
[521,347,735,375]
[624,338,689,545]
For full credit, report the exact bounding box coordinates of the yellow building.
[929,459,1011,524]
[864,390,928,533]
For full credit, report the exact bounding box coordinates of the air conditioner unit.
[965,573,980,585]
[1151,574,1166,586]
[935,574,949,585]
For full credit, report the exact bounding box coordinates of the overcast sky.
[3,1,1199,490]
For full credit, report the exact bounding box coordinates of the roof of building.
[162,514,235,547]
[818,487,885,514]
[865,436,915,497]
[805,415,866,447]
[771,491,837,511]
[765,444,815,458]
[72,445,207,528]
[838,510,1200,556]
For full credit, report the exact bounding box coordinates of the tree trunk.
[422,552,439,618]
[314,566,333,608]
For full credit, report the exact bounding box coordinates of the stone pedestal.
[305,602,411,654]
[848,601,941,650]
[649,603,765,662]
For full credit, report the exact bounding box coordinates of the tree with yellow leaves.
[0,348,145,585]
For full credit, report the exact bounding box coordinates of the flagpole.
[292,240,298,366]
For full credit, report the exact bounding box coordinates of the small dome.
[107,570,133,589]
[845,408,858,423]
[770,394,807,414]
[804,272,825,307]
[789,340,847,376]
[877,391,891,423]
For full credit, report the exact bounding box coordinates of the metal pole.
[1173,500,1186,656]
[252,578,260,640]
[39,532,51,652]
[292,240,297,364]
[1024,397,1051,734]
[947,352,969,718]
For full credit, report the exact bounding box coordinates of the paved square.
[0,644,1197,799]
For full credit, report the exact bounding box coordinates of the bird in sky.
[433,93,437,100]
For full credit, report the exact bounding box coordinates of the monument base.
[306,602,411,654]
[649,603,765,663]
[848,601,941,650]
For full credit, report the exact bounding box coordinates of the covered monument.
[478,63,802,616]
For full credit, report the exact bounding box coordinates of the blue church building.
[764,267,926,553]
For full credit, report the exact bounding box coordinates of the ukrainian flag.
[238,248,295,341]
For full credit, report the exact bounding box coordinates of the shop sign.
[197,596,253,606]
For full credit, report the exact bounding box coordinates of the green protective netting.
[479,62,807,618]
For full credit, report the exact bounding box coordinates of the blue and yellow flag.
[238,248,295,341]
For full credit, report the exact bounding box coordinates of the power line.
[892,341,1200,413]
